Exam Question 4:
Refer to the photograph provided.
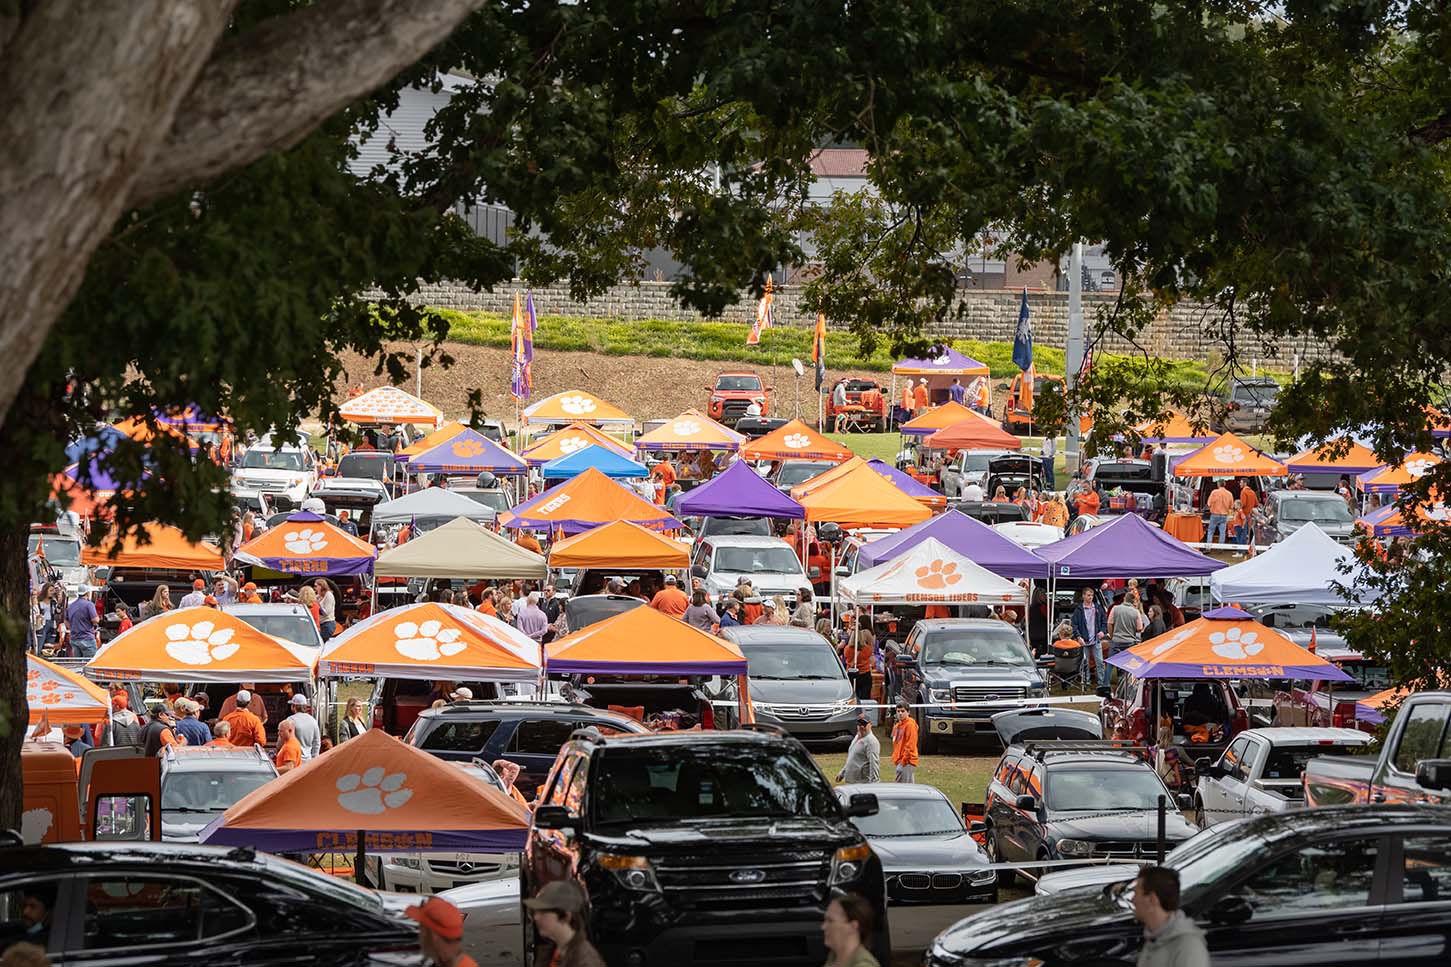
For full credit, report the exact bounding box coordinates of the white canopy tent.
[1209,522,1377,607]
[370,488,496,528]
[839,537,1027,606]
[374,517,548,580]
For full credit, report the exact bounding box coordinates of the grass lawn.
[812,727,1000,809]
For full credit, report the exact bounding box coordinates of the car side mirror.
[532,805,578,831]
[1208,894,1253,925]
[1015,795,1038,812]
[1176,793,1194,812]
[1415,758,1451,791]
[844,793,879,818]
[691,565,708,579]
[834,566,850,577]
[1194,756,1214,777]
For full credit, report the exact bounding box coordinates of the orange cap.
[193,579,206,589]
[404,897,465,941]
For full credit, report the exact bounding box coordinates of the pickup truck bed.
[1304,692,1451,807]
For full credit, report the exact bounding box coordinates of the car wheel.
[986,825,1015,888]
[1193,796,1208,829]
[918,714,940,755]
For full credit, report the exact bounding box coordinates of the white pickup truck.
[1192,726,1370,826]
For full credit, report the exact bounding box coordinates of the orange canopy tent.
[199,728,529,854]
[111,416,201,451]
[921,413,1022,451]
[790,457,934,528]
[1286,438,1383,475]
[1108,606,1353,681]
[1121,412,1217,445]
[1359,452,1442,494]
[1171,432,1288,477]
[899,401,980,437]
[500,467,679,535]
[523,389,634,426]
[27,653,111,725]
[395,421,469,461]
[740,419,854,462]
[339,386,444,426]
[49,473,121,519]
[633,408,745,452]
[520,423,634,467]
[547,605,747,676]
[548,519,690,569]
[233,511,378,576]
[85,606,316,683]
[317,602,541,680]
[82,525,224,570]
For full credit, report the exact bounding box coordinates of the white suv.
[691,535,810,608]
[230,435,318,508]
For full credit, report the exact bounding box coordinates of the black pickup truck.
[523,728,890,967]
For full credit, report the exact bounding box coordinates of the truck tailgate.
[1303,755,1377,807]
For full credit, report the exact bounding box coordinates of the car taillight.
[1192,491,1201,509]
[1232,708,1249,734]
[372,705,384,729]
[701,702,716,730]
[1332,701,1356,729]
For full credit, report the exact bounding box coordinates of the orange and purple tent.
[1286,438,1383,476]
[199,728,529,853]
[898,402,979,438]
[633,409,745,452]
[1358,452,1442,494]
[790,457,933,528]
[1171,432,1287,478]
[1358,499,1449,537]
[85,607,316,684]
[81,525,224,571]
[317,602,542,681]
[339,386,444,426]
[27,653,111,725]
[234,511,378,576]
[1109,606,1353,681]
[499,467,680,535]
[922,414,1022,451]
[547,519,689,569]
[394,421,469,462]
[547,605,747,676]
[1119,412,1217,445]
[519,423,634,467]
[523,389,633,426]
[740,419,854,462]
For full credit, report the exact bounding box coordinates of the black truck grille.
[952,686,1027,703]
[654,851,829,908]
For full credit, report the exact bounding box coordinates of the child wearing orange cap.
[405,896,479,967]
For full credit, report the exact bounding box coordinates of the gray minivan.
[714,625,859,744]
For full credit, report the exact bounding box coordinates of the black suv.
[0,842,414,965]
[523,727,890,966]
[404,700,649,796]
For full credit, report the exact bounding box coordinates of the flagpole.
[1065,243,1086,476]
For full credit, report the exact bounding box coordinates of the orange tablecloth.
[1164,512,1204,543]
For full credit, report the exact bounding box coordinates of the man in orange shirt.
[648,574,689,617]
[1238,478,1259,514]
[891,700,919,782]
[273,719,303,773]
[515,530,542,555]
[1206,479,1235,544]
[1074,482,1101,518]
[912,378,930,414]
[238,581,263,604]
[476,587,498,616]
[222,689,266,749]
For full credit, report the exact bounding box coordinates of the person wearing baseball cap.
[523,881,604,967]
[239,581,263,604]
[449,686,474,702]
[404,896,477,967]
[179,579,208,609]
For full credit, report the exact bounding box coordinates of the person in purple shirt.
[948,378,966,405]
[65,589,99,659]
[513,591,550,643]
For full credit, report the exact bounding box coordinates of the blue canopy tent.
[540,444,649,480]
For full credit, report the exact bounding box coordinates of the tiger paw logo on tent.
[163,621,240,665]
[915,559,962,590]
[1209,627,1262,660]
[336,767,413,814]
[559,395,598,416]
[393,619,466,661]
[672,420,701,436]
[783,433,812,448]
[558,436,588,454]
[283,528,328,554]
[451,438,486,458]
[1212,444,1245,464]
[1405,458,1436,478]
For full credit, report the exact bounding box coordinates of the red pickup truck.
[706,372,770,426]
[1303,691,1451,806]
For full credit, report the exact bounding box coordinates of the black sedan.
[0,842,418,965]
[927,804,1451,967]
[836,783,996,952]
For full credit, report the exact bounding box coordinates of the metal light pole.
[1064,243,1085,474]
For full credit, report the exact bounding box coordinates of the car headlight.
[597,853,660,891]
[829,843,872,885]
[393,856,421,869]
[930,688,952,703]
[1055,838,1095,857]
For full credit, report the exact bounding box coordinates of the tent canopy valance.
[840,537,1027,606]
[86,607,316,683]
[547,519,689,569]
[374,517,547,580]
[317,602,541,680]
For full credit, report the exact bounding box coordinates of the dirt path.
[338,342,888,425]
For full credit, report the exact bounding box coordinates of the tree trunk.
[0,519,30,834]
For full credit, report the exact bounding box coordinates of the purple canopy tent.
[857,509,1048,579]
[865,459,945,507]
[1033,512,1225,580]
[674,460,805,520]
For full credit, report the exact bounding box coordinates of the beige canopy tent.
[374,517,547,580]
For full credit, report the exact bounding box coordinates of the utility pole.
[1064,242,1085,474]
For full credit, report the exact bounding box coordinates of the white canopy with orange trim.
[523,390,633,426]
[839,537,1026,606]
[82,526,224,571]
[740,419,853,462]
[1172,432,1288,477]
[339,386,444,427]
[27,653,111,724]
[85,607,316,683]
[317,602,541,680]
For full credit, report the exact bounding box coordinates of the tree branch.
[127,0,487,211]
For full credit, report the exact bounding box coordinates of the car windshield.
[920,629,1032,666]
[1279,498,1353,524]
[1261,745,1360,781]
[565,596,644,630]
[964,454,995,472]
[713,546,804,575]
[700,517,772,538]
[459,490,511,513]
[336,454,391,480]
[1047,768,1169,811]
[1232,384,1278,404]
[739,641,844,680]
[232,613,322,648]
[777,463,834,488]
[717,376,762,391]
[163,770,273,812]
[1339,663,1393,691]
[592,746,838,825]
[241,449,306,472]
[28,536,81,566]
[849,795,963,837]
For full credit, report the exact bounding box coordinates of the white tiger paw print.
[1212,444,1245,464]
[163,621,239,665]
[932,355,952,366]
[336,767,413,815]
[559,395,597,416]
[672,419,701,436]
[1209,627,1262,660]
[283,528,328,554]
[21,807,53,845]
[393,619,466,661]
[558,436,588,454]
[783,433,811,448]
[1150,627,1196,657]
[1404,458,1436,478]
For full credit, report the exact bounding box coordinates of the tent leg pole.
[355,831,367,886]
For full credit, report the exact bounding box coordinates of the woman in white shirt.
[314,579,338,641]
